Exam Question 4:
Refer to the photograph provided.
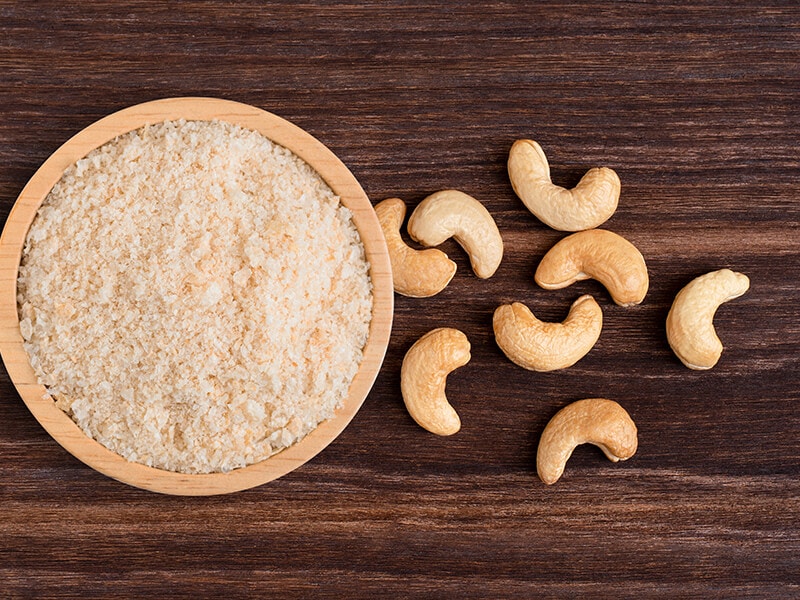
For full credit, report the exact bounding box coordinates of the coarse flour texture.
[18,119,373,474]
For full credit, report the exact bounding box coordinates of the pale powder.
[17,119,372,474]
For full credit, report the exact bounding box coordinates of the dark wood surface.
[1,2,798,597]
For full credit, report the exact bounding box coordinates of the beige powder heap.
[17,119,373,474]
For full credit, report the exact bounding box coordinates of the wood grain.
[1,1,798,597]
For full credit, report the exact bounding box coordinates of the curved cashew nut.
[508,139,620,232]
[493,295,602,371]
[537,398,638,485]
[407,190,503,279]
[375,198,457,297]
[666,269,750,370]
[401,328,471,436]
[535,229,649,306]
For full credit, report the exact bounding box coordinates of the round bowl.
[0,97,393,495]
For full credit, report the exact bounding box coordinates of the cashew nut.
[375,198,457,297]
[493,295,602,371]
[400,328,471,436]
[537,398,638,485]
[666,268,750,370]
[407,190,503,279]
[508,139,620,231]
[535,229,649,306]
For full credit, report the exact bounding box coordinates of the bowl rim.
[0,97,393,495]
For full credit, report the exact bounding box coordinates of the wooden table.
[1,2,798,597]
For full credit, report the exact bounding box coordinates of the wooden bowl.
[0,97,393,495]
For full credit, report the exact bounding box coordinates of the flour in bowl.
[17,119,373,474]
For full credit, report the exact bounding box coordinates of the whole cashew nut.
[537,398,638,485]
[407,190,504,279]
[508,139,620,232]
[401,328,471,436]
[493,295,602,371]
[666,268,750,370]
[375,198,457,297]
[535,229,649,306]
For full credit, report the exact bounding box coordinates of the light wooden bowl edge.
[0,97,393,495]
